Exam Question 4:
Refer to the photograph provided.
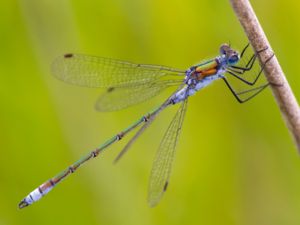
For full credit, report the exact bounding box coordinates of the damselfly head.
[219,43,231,55]
[220,44,239,66]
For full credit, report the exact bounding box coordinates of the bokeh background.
[1,0,300,224]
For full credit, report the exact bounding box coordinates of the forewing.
[95,80,183,111]
[148,99,188,207]
[52,54,185,88]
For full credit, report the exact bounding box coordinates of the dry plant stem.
[229,0,300,151]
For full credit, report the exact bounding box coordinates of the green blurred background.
[1,0,300,224]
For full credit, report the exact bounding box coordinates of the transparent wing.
[95,80,183,111]
[113,85,186,163]
[52,54,185,88]
[148,99,188,207]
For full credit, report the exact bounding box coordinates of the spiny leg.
[226,53,274,86]
[235,83,269,96]
[231,46,269,72]
[240,43,250,59]
[235,43,252,59]
[222,77,269,103]
[227,53,256,74]
[234,43,256,72]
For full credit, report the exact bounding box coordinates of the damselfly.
[19,43,273,208]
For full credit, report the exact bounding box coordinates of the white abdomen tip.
[18,185,54,209]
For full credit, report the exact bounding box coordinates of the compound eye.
[228,54,239,64]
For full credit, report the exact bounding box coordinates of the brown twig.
[229,0,300,151]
